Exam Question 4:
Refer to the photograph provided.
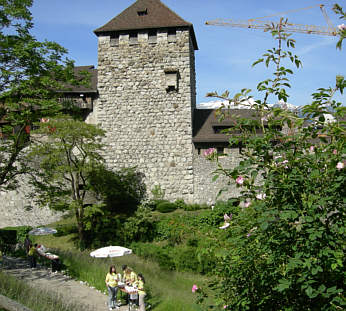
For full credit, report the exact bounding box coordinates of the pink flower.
[256,193,266,200]
[244,201,251,208]
[246,233,252,237]
[309,146,315,153]
[223,305,228,309]
[236,176,244,185]
[336,162,344,170]
[333,149,338,155]
[338,24,346,31]
[224,213,232,221]
[192,284,198,293]
[40,118,50,123]
[203,148,216,157]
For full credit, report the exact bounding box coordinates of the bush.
[156,201,177,213]
[131,242,175,270]
[122,207,157,244]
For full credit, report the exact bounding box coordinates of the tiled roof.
[94,0,198,50]
[193,109,263,143]
[62,66,98,94]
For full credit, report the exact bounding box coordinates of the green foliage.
[27,116,105,248]
[156,201,177,213]
[0,0,84,191]
[88,166,146,215]
[151,184,165,201]
[122,207,157,244]
[333,4,346,49]
[202,15,346,311]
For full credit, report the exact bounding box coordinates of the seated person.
[123,266,137,285]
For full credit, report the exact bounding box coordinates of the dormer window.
[137,8,148,16]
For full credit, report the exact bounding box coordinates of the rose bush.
[200,12,345,311]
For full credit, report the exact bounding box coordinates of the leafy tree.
[0,0,80,190]
[27,117,105,248]
[197,16,345,311]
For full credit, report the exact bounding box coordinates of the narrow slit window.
[168,29,177,42]
[110,33,119,46]
[129,32,138,44]
[148,29,157,43]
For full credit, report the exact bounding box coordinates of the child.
[136,273,146,311]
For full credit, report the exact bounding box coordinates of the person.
[105,265,120,310]
[123,266,137,285]
[28,243,37,268]
[24,235,31,255]
[0,249,3,269]
[135,273,146,311]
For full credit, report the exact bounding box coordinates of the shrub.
[122,207,157,244]
[174,198,187,209]
[156,201,177,213]
[131,242,175,270]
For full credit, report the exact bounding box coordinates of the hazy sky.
[30,0,345,106]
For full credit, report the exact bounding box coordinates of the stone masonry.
[94,28,196,202]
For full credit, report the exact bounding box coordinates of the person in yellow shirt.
[105,265,120,310]
[135,273,146,311]
[123,266,137,285]
[28,244,37,268]
[0,249,3,269]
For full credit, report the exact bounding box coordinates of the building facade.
[0,0,241,228]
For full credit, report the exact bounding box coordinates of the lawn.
[30,216,212,311]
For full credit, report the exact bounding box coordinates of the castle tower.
[94,0,198,201]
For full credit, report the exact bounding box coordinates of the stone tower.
[94,0,198,201]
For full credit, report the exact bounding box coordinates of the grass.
[29,216,213,311]
[51,249,209,311]
[0,272,92,311]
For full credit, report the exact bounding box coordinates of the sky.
[30,0,346,106]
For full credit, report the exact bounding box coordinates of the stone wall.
[193,147,242,204]
[0,176,62,229]
[95,28,196,202]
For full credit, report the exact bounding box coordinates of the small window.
[168,29,176,42]
[137,8,148,16]
[217,147,224,155]
[148,29,157,43]
[129,32,138,45]
[110,33,119,46]
[165,70,178,92]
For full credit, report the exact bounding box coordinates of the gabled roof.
[62,66,98,94]
[94,0,198,50]
[193,109,264,143]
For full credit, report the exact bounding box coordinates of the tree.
[196,15,345,311]
[27,117,105,248]
[0,0,79,191]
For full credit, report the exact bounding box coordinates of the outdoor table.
[119,285,138,310]
[36,248,60,272]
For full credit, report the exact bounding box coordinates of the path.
[1,256,129,311]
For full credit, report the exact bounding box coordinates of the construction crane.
[206,4,337,36]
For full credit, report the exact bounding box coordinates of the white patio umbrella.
[28,227,57,236]
[90,246,132,258]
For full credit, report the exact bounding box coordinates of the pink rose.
[192,284,198,293]
[236,176,244,185]
[333,149,337,155]
[244,201,251,208]
[338,24,346,31]
[203,148,216,158]
[336,162,344,170]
